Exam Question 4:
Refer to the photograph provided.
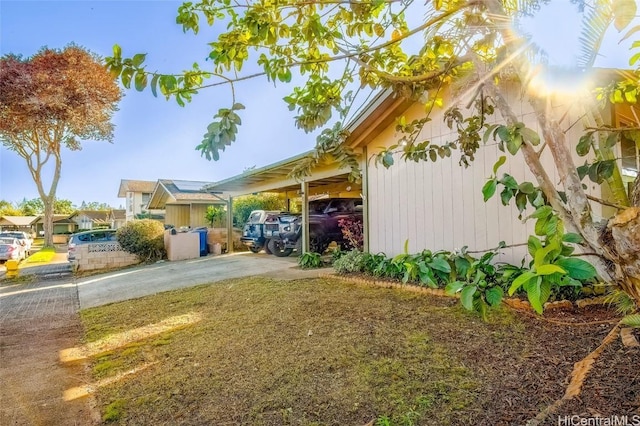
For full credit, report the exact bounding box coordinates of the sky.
[0,0,634,209]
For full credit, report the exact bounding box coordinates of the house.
[146,179,227,229]
[117,179,160,222]
[205,77,634,264]
[69,209,127,230]
[0,216,37,235]
[30,215,78,237]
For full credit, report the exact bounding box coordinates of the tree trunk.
[607,207,640,306]
[42,196,54,247]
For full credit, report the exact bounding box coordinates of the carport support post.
[226,196,234,254]
[301,181,309,253]
[362,146,370,253]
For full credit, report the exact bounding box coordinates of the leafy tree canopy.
[0,45,121,245]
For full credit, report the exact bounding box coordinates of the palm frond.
[577,0,613,68]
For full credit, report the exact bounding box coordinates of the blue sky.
[0,0,633,209]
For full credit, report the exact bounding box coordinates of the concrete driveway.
[76,252,309,309]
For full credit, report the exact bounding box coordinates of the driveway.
[76,252,305,309]
[0,252,329,425]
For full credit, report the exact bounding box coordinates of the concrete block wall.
[74,243,140,272]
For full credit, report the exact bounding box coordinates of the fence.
[73,242,140,272]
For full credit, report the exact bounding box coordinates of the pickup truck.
[267,198,363,256]
[239,210,298,254]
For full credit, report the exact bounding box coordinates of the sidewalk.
[0,251,71,281]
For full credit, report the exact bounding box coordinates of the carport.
[204,150,365,253]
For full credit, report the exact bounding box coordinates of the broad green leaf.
[526,278,544,314]
[530,205,553,219]
[485,286,504,307]
[527,235,542,258]
[508,271,536,295]
[428,257,451,273]
[518,182,535,194]
[604,132,619,148]
[576,133,593,156]
[482,179,497,201]
[562,233,583,243]
[132,53,147,67]
[554,258,598,280]
[506,134,523,155]
[445,280,465,295]
[500,174,519,189]
[113,44,122,58]
[520,127,540,145]
[460,285,477,310]
[150,74,160,97]
[535,264,566,276]
[134,71,147,91]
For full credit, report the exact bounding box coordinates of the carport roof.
[203,151,353,195]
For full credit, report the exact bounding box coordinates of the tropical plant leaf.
[536,264,566,276]
[620,314,640,328]
[555,258,598,280]
[485,286,504,307]
[460,285,477,310]
[445,280,465,295]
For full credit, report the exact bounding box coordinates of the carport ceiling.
[204,151,357,196]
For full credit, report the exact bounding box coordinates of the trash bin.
[192,227,208,256]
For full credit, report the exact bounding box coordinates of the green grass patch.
[80,277,532,425]
[24,247,56,263]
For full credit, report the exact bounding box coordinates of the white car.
[0,237,27,263]
[0,231,33,254]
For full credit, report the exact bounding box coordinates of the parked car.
[0,231,33,254]
[267,198,363,256]
[67,229,118,261]
[0,237,28,263]
[240,210,298,254]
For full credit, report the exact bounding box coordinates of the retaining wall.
[73,242,140,272]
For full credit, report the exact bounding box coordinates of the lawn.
[79,276,637,425]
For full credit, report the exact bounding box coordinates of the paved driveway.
[76,252,300,309]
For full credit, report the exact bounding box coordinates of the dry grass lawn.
[79,276,636,425]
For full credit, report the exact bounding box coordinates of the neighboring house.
[147,179,226,229]
[30,215,78,236]
[117,179,160,222]
[69,209,127,230]
[0,216,37,235]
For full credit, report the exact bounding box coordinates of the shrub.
[232,193,286,226]
[337,216,364,250]
[116,219,165,262]
[333,249,367,273]
[298,252,323,269]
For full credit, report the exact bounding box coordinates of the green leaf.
[576,133,593,156]
[508,271,536,295]
[492,155,506,175]
[485,286,504,307]
[621,314,640,328]
[500,174,518,190]
[535,264,566,276]
[526,278,544,314]
[445,280,465,295]
[518,182,535,194]
[134,71,147,91]
[121,67,134,89]
[132,53,147,67]
[530,205,553,219]
[577,164,589,181]
[554,258,597,280]
[150,74,160,97]
[506,134,523,155]
[113,44,122,58]
[428,257,451,273]
[460,286,477,310]
[604,132,619,148]
[527,235,542,257]
[562,233,583,243]
[482,179,497,202]
[520,127,540,145]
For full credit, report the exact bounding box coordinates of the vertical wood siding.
[366,85,604,264]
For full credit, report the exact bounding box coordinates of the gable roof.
[0,216,38,227]
[147,179,225,209]
[118,179,157,197]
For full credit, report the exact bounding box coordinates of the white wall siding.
[365,87,603,264]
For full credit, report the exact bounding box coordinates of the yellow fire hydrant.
[5,259,20,278]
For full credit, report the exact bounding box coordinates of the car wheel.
[249,246,262,253]
[267,238,293,257]
[309,235,328,254]
[294,238,302,253]
[264,239,273,255]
